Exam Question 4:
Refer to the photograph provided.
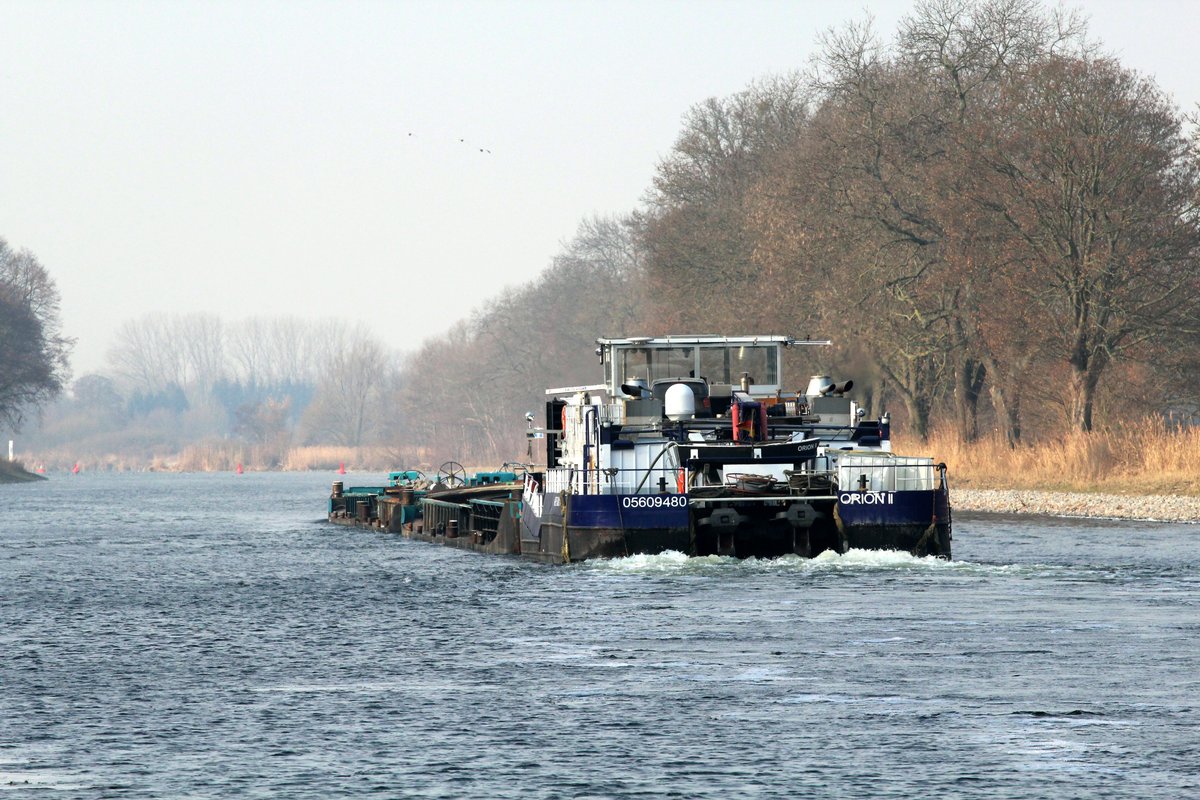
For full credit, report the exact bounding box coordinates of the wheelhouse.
[597,335,824,397]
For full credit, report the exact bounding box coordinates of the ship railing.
[835,454,938,492]
[597,402,625,425]
[562,401,625,426]
[544,464,685,496]
[545,466,573,494]
[688,494,839,505]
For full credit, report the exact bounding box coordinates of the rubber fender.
[699,508,745,534]
[774,502,817,528]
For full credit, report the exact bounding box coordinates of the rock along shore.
[953,488,1200,523]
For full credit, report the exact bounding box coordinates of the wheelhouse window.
[619,346,695,385]
[656,347,695,381]
[605,339,785,394]
[697,345,777,385]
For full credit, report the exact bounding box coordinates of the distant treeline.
[26,315,400,467]
[400,0,1200,461]
[21,0,1200,469]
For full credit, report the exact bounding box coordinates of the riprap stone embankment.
[954,489,1200,523]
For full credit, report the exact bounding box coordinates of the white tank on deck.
[664,383,696,421]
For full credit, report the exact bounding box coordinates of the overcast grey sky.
[3,0,1197,375]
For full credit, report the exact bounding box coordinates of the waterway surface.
[2,472,1197,798]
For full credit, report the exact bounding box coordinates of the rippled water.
[2,472,1198,798]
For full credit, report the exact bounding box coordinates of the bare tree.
[301,325,393,447]
[388,215,648,464]
[227,317,270,384]
[177,313,226,392]
[107,314,188,392]
[0,239,73,430]
[640,76,813,333]
[747,0,1096,442]
[973,55,1200,431]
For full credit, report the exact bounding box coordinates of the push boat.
[327,335,952,562]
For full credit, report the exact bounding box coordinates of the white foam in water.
[811,548,955,570]
[590,549,732,573]
[588,547,966,575]
[252,680,408,694]
[786,692,859,704]
[731,665,785,682]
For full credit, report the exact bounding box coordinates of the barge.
[328,335,951,561]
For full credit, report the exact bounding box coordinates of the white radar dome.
[664,383,696,422]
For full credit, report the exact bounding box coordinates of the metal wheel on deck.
[436,461,467,488]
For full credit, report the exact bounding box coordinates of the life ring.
[562,405,568,431]
[677,468,686,493]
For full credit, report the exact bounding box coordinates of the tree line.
[640,0,1200,445]
[395,0,1200,464]
[18,315,398,464]
[7,0,1199,468]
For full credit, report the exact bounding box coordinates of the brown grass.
[909,417,1200,496]
[279,446,405,472]
[20,415,1198,493]
[17,443,427,474]
[14,450,172,472]
[179,443,408,472]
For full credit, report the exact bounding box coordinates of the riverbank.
[917,423,1200,499]
[6,463,1196,522]
[953,488,1200,523]
[14,443,1200,522]
[0,461,46,484]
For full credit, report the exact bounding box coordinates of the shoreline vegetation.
[7,5,1200,531]
[10,421,1200,522]
[0,460,46,484]
[922,421,1200,522]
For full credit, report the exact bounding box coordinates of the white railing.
[597,402,625,425]
[544,464,683,496]
[836,454,936,492]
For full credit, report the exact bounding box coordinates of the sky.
[2,0,1198,376]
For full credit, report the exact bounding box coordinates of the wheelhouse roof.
[596,335,832,347]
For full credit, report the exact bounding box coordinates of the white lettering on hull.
[621,495,688,509]
[838,492,895,505]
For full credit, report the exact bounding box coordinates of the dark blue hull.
[520,493,691,562]
[836,489,952,557]
[332,486,951,561]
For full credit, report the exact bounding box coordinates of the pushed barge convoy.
[328,335,951,561]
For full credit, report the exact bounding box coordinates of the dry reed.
[910,416,1200,495]
[19,415,1198,493]
[280,446,401,472]
[19,443,419,474]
